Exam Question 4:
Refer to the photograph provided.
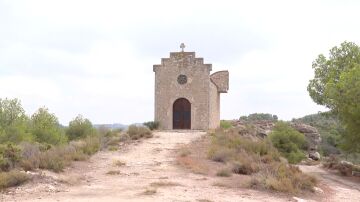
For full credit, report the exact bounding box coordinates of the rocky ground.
[1,131,359,202]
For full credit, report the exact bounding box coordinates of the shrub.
[220,120,232,129]
[232,158,259,175]
[143,121,159,131]
[80,135,100,155]
[269,122,306,163]
[127,125,153,140]
[0,144,21,171]
[249,162,317,193]
[30,107,67,145]
[208,147,234,163]
[19,143,40,171]
[216,168,232,177]
[66,115,96,141]
[0,170,29,190]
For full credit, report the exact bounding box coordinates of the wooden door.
[173,98,191,129]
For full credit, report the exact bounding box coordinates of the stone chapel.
[153,44,229,130]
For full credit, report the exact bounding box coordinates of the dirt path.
[1,131,289,202]
[299,164,360,202]
[1,131,360,202]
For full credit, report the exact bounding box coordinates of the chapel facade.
[153,44,229,130]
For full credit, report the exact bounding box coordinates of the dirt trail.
[1,131,360,202]
[299,164,360,202]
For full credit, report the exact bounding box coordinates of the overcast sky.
[1,0,359,125]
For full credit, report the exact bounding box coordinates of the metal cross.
[180,43,185,52]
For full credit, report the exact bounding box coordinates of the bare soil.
[1,131,359,202]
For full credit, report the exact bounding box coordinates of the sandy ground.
[1,131,360,202]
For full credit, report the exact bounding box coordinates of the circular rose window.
[177,74,187,84]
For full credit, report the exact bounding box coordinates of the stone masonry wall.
[209,81,220,129]
[153,52,212,130]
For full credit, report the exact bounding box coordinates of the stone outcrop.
[290,123,322,160]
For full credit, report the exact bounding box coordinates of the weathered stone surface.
[309,152,321,161]
[290,123,322,155]
[153,48,229,130]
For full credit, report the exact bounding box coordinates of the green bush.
[30,107,67,145]
[143,121,160,131]
[269,122,306,163]
[220,120,232,129]
[66,115,96,141]
[127,125,153,140]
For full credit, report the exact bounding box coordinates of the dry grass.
[216,168,232,177]
[113,160,126,167]
[127,125,153,140]
[150,181,181,187]
[179,147,192,157]
[106,170,121,175]
[0,170,29,190]
[141,187,157,195]
[197,199,214,202]
[177,156,209,175]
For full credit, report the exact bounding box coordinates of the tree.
[307,41,360,152]
[0,98,32,143]
[66,115,95,141]
[30,107,67,145]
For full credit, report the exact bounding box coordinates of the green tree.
[66,115,95,141]
[0,98,32,143]
[307,41,360,152]
[30,107,67,145]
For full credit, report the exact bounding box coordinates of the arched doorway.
[173,98,191,129]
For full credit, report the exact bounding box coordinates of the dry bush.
[106,170,121,175]
[113,160,126,167]
[150,181,181,187]
[127,125,153,140]
[179,147,191,157]
[248,162,317,193]
[0,170,29,189]
[141,187,157,195]
[208,127,317,193]
[177,156,209,174]
[216,168,232,177]
[19,143,40,171]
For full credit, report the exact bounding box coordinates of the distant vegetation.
[143,121,159,131]
[220,120,232,129]
[0,97,152,190]
[239,113,278,122]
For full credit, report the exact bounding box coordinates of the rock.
[309,152,321,161]
[290,123,321,157]
[338,161,354,176]
[314,186,324,194]
[292,197,307,202]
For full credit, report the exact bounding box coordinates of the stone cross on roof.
[180,43,185,52]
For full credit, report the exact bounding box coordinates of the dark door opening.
[173,98,191,129]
